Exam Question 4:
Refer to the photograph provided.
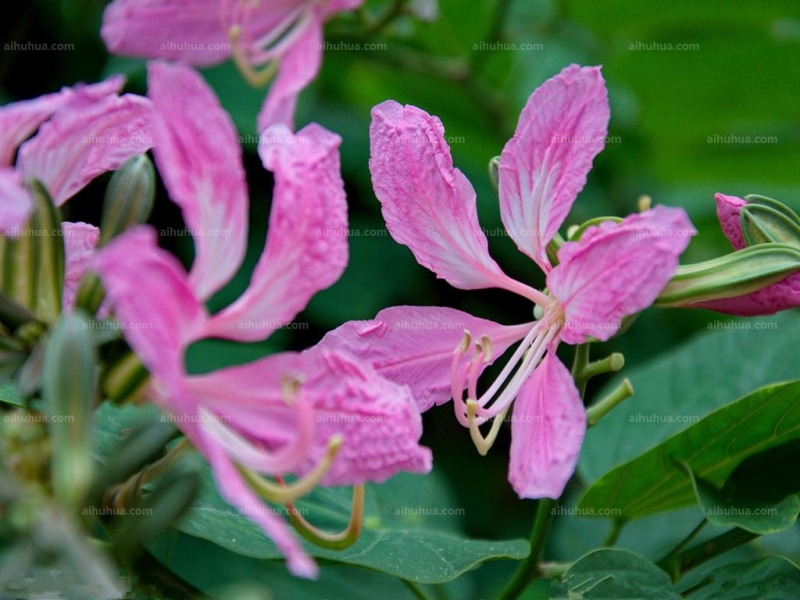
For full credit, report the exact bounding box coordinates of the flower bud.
[98,154,156,247]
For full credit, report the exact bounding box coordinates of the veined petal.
[0,92,68,167]
[549,205,694,344]
[715,193,746,250]
[92,227,207,390]
[499,64,610,270]
[508,352,585,499]
[17,92,153,205]
[147,62,248,301]
[256,9,323,130]
[206,123,347,342]
[62,222,100,311]
[369,100,519,292]
[188,348,432,485]
[0,169,32,234]
[101,0,232,66]
[690,273,800,316]
[318,306,531,412]
[190,421,318,578]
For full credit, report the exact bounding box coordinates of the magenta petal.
[715,193,747,250]
[691,272,800,316]
[192,423,318,579]
[92,227,207,389]
[0,169,32,233]
[101,0,231,66]
[188,348,432,485]
[257,10,323,131]
[549,205,695,344]
[17,92,153,205]
[318,306,531,412]
[206,123,347,342]
[369,100,517,291]
[499,65,610,270]
[147,62,248,301]
[508,352,585,499]
[62,222,100,311]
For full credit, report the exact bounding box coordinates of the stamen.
[283,482,365,550]
[239,434,343,505]
[476,322,544,408]
[230,26,279,87]
[466,399,509,456]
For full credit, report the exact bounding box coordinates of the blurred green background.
[2,0,799,598]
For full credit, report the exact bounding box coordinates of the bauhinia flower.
[0,76,153,308]
[320,65,694,499]
[687,193,800,315]
[92,62,431,578]
[101,0,365,130]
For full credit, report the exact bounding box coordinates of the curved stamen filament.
[239,434,343,505]
[283,482,365,550]
[476,322,544,408]
[466,400,509,456]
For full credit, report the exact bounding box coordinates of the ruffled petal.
[499,64,610,270]
[188,348,432,486]
[318,305,531,412]
[16,92,153,205]
[147,62,248,301]
[508,352,585,499]
[548,206,694,344]
[0,92,69,167]
[369,100,521,292]
[92,227,207,392]
[101,0,232,66]
[62,222,100,311]
[206,123,347,341]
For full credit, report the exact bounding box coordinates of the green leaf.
[580,312,800,484]
[579,380,800,520]
[551,549,679,599]
[175,468,528,584]
[683,556,800,599]
[681,440,800,534]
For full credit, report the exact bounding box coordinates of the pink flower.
[0,76,153,309]
[93,62,431,578]
[321,65,694,499]
[101,0,365,130]
[689,193,800,315]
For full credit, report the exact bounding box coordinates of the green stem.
[669,527,758,581]
[581,353,625,381]
[498,498,557,600]
[602,519,625,547]
[571,344,591,398]
[586,379,634,428]
[364,0,407,36]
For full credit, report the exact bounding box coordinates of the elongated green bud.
[42,311,97,508]
[741,203,800,247]
[656,243,800,307]
[1,181,64,322]
[488,156,501,196]
[100,351,150,405]
[99,155,156,247]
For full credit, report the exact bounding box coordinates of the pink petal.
[317,306,531,412]
[690,272,800,316]
[508,352,585,499]
[101,0,232,66]
[369,100,519,292]
[715,193,746,250]
[62,222,100,311]
[190,421,318,579]
[0,76,126,168]
[499,65,610,270]
[147,62,248,301]
[187,348,432,486]
[92,227,207,390]
[206,123,347,341]
[0,169,32,234]
[0,92,69,168]
[257,9,323,130]
[17,93,153,205]
[548,205,695,345]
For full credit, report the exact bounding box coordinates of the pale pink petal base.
[62,222,100,310]
[508,352,585,499]
[0,169,32,234]
[715,193,746,250]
